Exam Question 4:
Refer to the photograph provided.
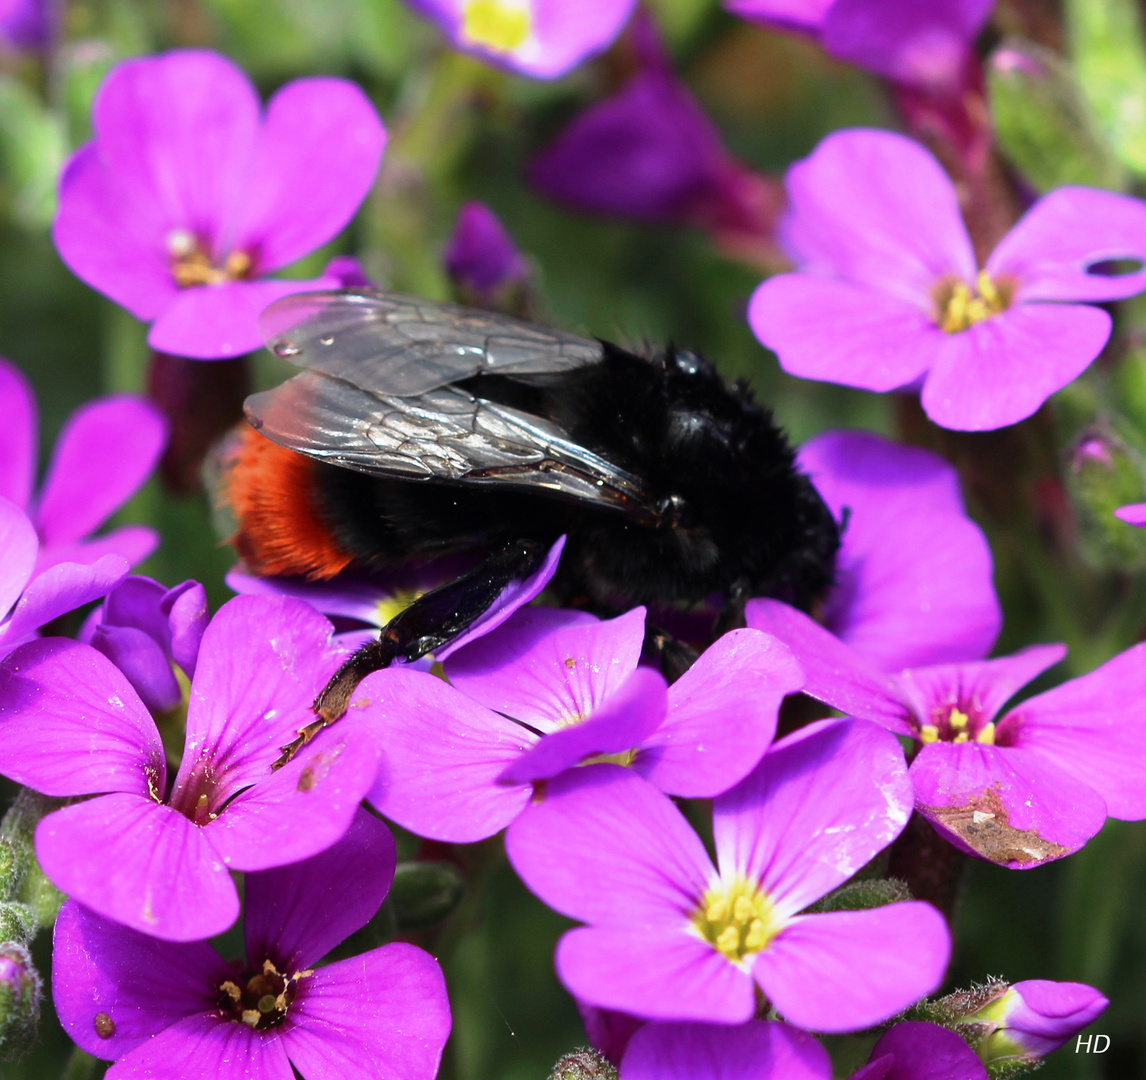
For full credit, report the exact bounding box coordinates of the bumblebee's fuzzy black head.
[550,342,839,610]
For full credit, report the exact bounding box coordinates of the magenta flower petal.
[891,644,1067,733]
[801,429,1000,668]
[107,1015,292,1080]
[0,639,163,797]
[636,629,803,798]
[0,359,35,509]
[36,527,158,575]
[147,276,335,359]
[35,395,166,547]
[498,666,668,784]
[36,794,239,940]
[88,623,182,713]
[1004,642,1146,819]
[1115,502,1146,526]
[445,603,643,729]
[821,0,993,88]
[724,0,833,33]
[557,925,755,1023]
[856,1021,989,1080]
[0,554,130,651]
[748,276,938,392]
[744,599,911,735]
[0,497,37,617]
[909,743,1109,867]
[754,904,950,1033]
[366,669,535,842]
[205,717,381,872]
[714,719,912,916]
[245,809,396,973]
[919,303,1112,431]
[281,944,451,1080]
[995,980,1109,1058]
[987,187,1146,303]
[781,128,975,294]
[53,900,229,1059]
[621,1020,832,1080]
[52,145,181,319]
[434,534,566,659]
[444,201,527,295]
[232,79,386,273]
[506,765,713,925]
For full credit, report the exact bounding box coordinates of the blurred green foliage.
[1,1,1145,1078]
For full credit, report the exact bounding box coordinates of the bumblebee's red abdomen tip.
[224,426,355,580]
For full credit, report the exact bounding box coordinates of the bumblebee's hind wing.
[245,370,652,514]
[259,290,604,397]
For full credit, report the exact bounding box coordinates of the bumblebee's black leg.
[642,625,700,684]
[272,539,546,769]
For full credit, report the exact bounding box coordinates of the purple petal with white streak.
[621,1020,831,1080]
[282,944,451,1080]
[754,904,950,1033]
[714,719,912,915]
[635,629,802,797]
[36,794,239,940]
[366,668,535,842]
[557,925,754,1023]
[506,764,713,924]
[53,900,227,1059]
[499,665,667,783]
[0,638,163,797]
[910,742,1108,867]
[245,808,395,972]
[744,599,911,734]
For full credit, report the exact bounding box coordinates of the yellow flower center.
[462,0,531,52]
[935,271,1012,333]
[375,589,423,628]
[167,229,253,288]
[691,877,781,962]
[919,704,996,745]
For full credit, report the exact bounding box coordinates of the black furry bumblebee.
[226,290,839,765]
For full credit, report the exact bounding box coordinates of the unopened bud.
[549,1047,619,1080]
[0,942,42,1060]
[1066,423,1146,568]
[0,791,66,928]
[388,861,465,930]
[987,38,1126,192]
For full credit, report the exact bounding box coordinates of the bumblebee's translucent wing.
[259,290,604,397]
[245,371,653,514]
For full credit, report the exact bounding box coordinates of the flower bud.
[1066,423,1146,568]
[548,1048,618,1080]
[444,202,527,306]
[388,860,465,930]
[966,980,1108,1065]
[0,942,42,1060]
[987,38,1126,193]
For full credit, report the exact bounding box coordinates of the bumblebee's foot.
[271,717,329,771]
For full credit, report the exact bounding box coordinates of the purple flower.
[53,50,386,359]
[621,1020,832,1080]
[959,980,1108,1064]
[444,201,527,299]
[801,429,999,670]
[724,0,993,91]
[365,606,802,842]
[746,599,1146,867]
[1115,502,1146,526]
[0,496,129,661]
[0,595,380,940]
[851,1021,988,1079]
[506,719,949,1031]
[748,129,1146,431]
[403,0,638,79]
[0,357,166,572]
[53,809,452,1079]
[0,0,53,49]
[81,575,209,713]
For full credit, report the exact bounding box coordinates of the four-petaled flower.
[53,809,452,1080]
[53,49,386,359]
[749,129,1146,430]
[507,719,950,1032]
